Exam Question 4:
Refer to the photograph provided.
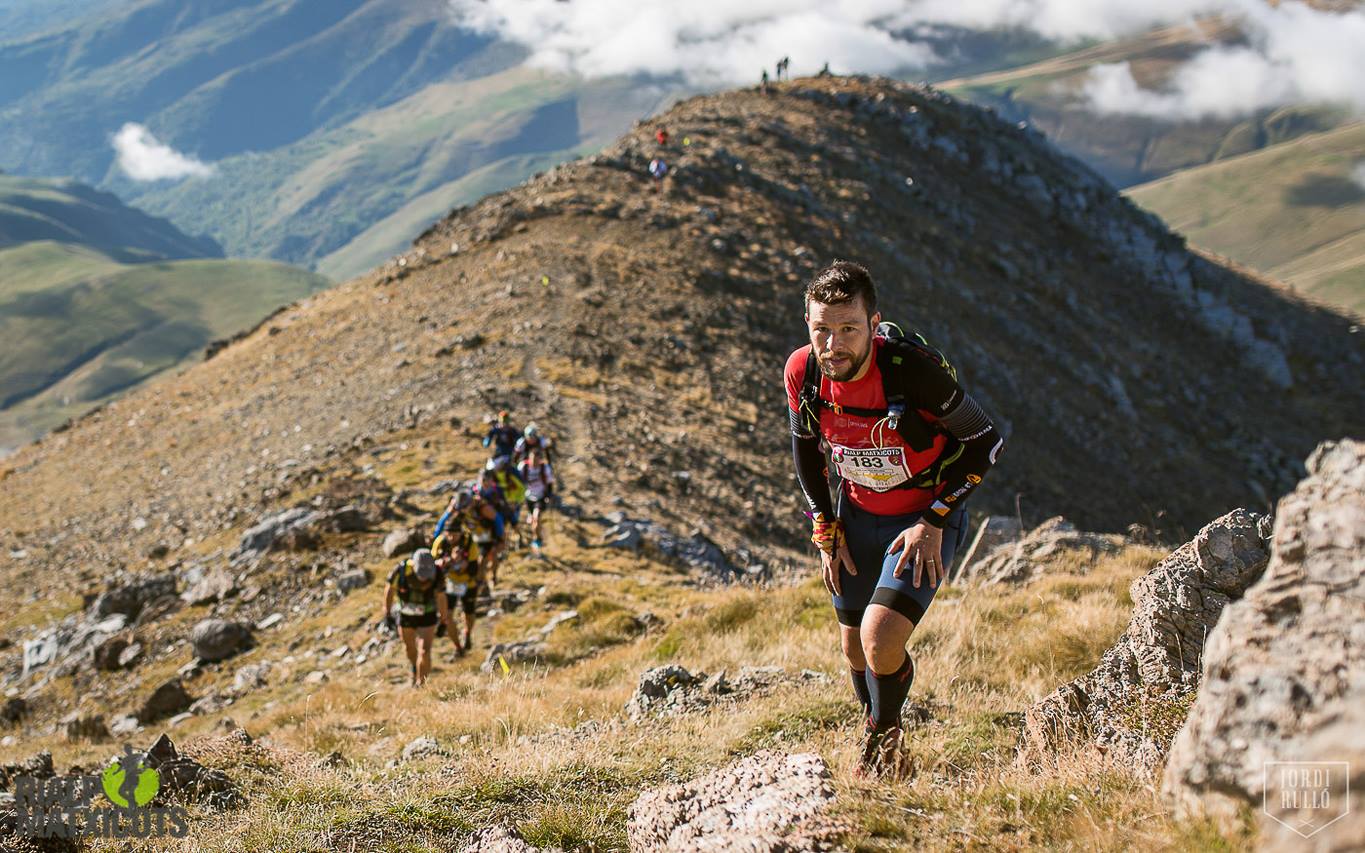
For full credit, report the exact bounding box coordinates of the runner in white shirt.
[516,447,556,553]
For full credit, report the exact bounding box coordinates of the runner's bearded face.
[806,298,879,382]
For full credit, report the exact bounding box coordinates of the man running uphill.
[785,261,1004,778]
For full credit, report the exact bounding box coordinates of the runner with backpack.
[785,260,1005,778]
[431,520,483,656]
[517,447,555,553]
[376,548,454,687]
[512,422,554,466]
[436,485,506,588]
[482,411,520,463]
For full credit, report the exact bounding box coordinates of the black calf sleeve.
[850,668,872,719]
[866,652,915,731]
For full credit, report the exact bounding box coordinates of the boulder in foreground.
[1022,508,1271,772]
[1163,439,1364,849]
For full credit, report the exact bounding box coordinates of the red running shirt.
[784,337,956,515]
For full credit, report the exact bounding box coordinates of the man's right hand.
[819,538,856,597]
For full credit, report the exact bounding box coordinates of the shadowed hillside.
[0,175,330,453]
[1128,122,1365,319]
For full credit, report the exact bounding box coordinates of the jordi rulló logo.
[1263,761,1351,839]
[14,745,190,840]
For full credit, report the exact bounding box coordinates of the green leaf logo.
[102,747,160,807]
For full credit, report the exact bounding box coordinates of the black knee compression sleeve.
[850,668,872,719]
[866,652,914,731]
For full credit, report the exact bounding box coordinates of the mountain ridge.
[2,74,1360,583]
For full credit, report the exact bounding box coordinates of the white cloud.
[451,1,937,84]
[112,123,214,181]
[448,0,1365,121]
[1079,1,1365,120]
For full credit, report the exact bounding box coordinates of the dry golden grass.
[28,535,1253,851]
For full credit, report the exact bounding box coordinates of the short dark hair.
[804,260,877,317]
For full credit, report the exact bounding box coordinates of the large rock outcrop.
[1022,509,1272,771]
[627,751,841,851]
[1163,440,1364,848]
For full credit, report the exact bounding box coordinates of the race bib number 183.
[830,444,912,491]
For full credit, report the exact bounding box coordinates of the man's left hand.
[889,522,945,588]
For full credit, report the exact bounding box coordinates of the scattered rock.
[110,715,140,736]
[189,618,253,662]
[335,568,371,594]
[959,517,1126,585]
[0,698,27,725]
[401,736,444,761]
[481,640,547,673]
[93,634,133,671]
[255,612,284,631]
[20,633,59,675]
[599,513,752,580]
[181,567,236,605]
[1162,440,1365,848]
[628,751,841,852]
[137,679,194,723]
[142,733,243,809]
[63,713,109,741]
[188,694,228,715]
[626,665,825,719]
[231,662,271,694]
[0,750,53,789]
[1022,509,1272,772]
[951,515,1022,580]
[90,573,177,620]
[117,642,143,669]
[317,505,368,533]
[463,824,563,853]
[230,507,322,565]
[382,528,425,558]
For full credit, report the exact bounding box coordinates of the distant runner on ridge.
[785,260,1004,778]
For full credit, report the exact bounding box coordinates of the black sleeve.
[923,392,1004,527]
[792,430,835,519]
[900,353,1004,529]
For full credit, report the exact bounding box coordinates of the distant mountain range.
[0,0,676,278]
[0,174,329,453]
[2,1,1358,300]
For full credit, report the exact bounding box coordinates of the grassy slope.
[2,75,1355,848]
[313,71,664,280]
[1127,123,1365,318]
[0,242,330,450]
[4,418,1239,851]
[0,174,221,260]
[132,66,673,273]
